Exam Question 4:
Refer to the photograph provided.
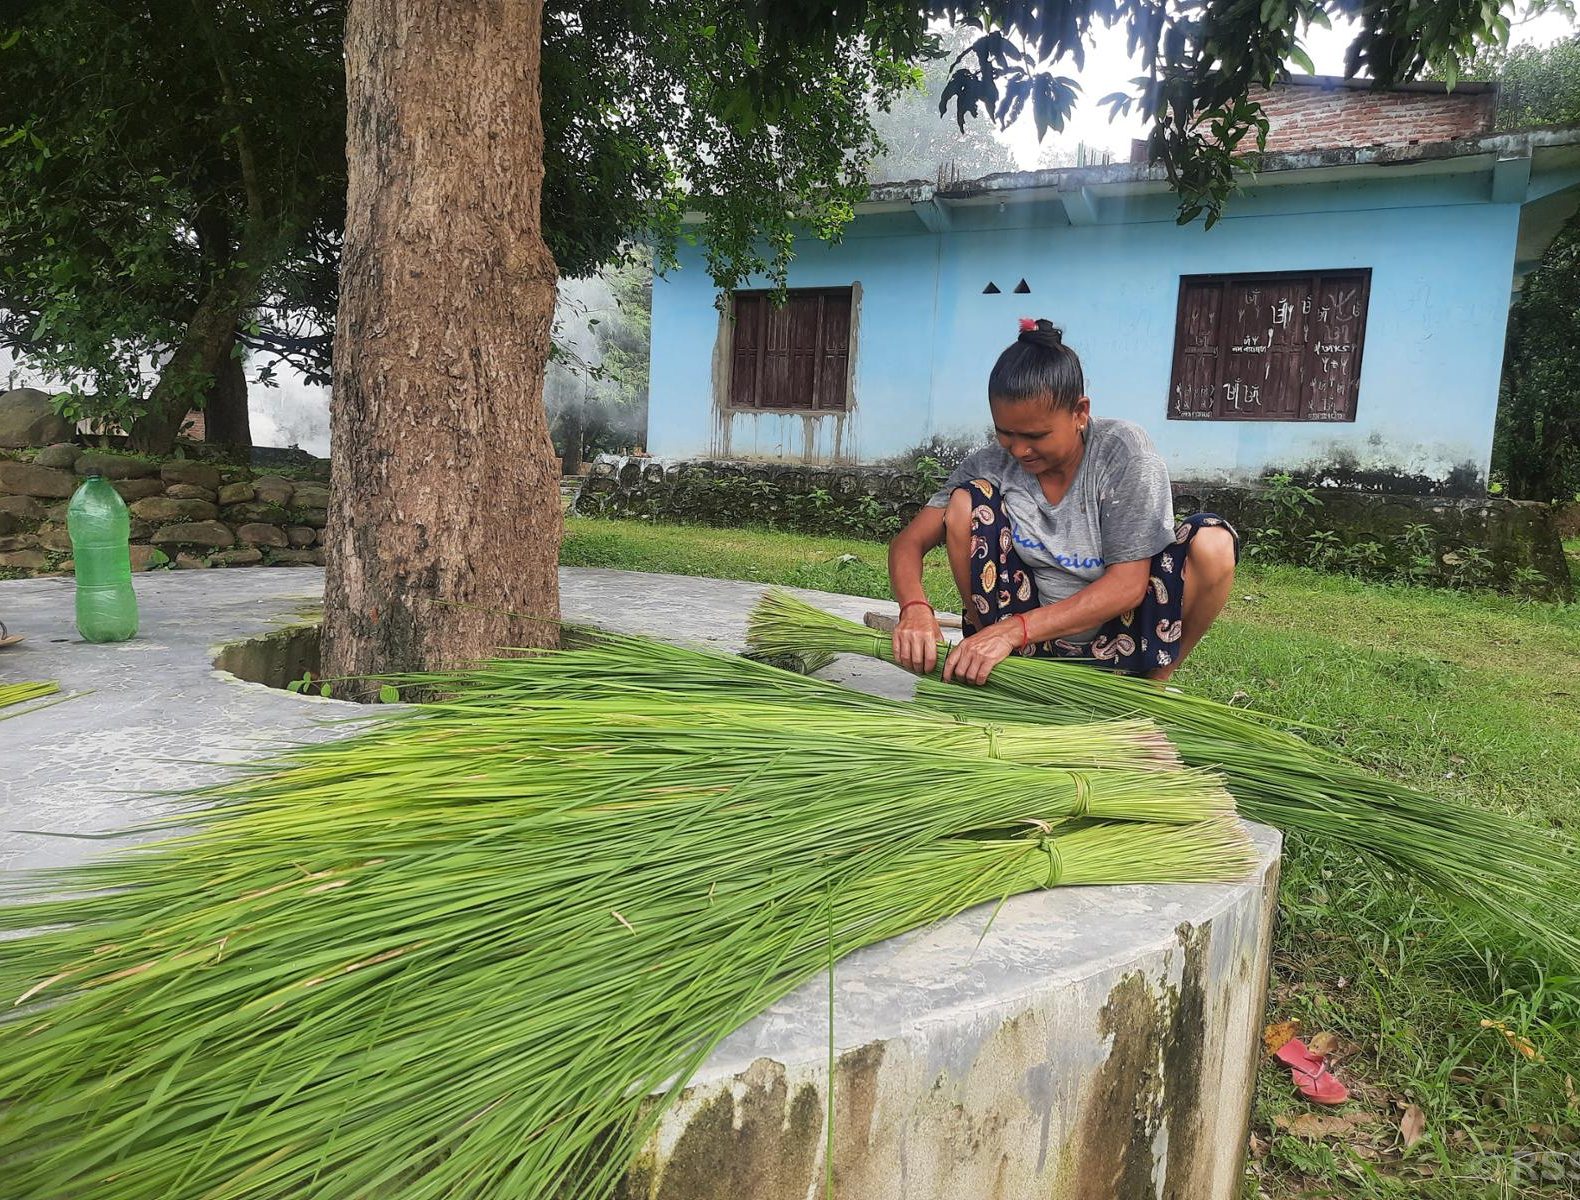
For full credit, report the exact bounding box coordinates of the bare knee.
[1185,526,1236,585]
[944,487,975,538]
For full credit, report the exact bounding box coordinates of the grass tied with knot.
[0,634,1253,1200]
[745,588,1580,971]
[0,680,63,719]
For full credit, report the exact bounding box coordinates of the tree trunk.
[130,274,258,455]
[203,329,253,450]
[322,0,561,699]
[559,400,583,476]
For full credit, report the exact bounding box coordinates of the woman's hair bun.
[993,319,1083,409]
[1017,317,1063,348]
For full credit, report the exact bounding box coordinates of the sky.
[4,5,1574,457]
[996,5,1578,166]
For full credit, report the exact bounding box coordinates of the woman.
[887,318,1239,684]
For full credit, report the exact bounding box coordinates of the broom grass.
[745,589,1580,970]
[396,635,1188,771]
[0,638,1255,1200]
[0,679,60,717]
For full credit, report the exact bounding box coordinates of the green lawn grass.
[564,516,1580,1199]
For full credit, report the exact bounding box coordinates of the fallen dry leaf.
[1276,1112,1359,1139]
[1331,1035,1365,1061]
[1565,1075,1578,1112]
[1263,1019,1301,1056]
[1523,1122,1577,1141]
[1480,1018,1545,1063]
[1307,1031,1342,1057]
[1400,1103,1427,1150]
[1248,1132,1269,1160]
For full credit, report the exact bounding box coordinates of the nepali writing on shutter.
[1167,270,1370,422]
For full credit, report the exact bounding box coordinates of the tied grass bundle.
[746,589,1580,969]
[0,680,60,716]
[400,633,1189,773]
[0,637,1254,1200]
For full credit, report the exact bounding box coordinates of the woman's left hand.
[942,621,1021,686]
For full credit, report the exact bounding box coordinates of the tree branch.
[189,0,266,240]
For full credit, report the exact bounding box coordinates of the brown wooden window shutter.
[728,288,852,412]
[1167,270,1370,422]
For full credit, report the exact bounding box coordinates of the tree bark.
[203,329,253,450]
[323,0,561,699]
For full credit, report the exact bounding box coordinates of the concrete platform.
[0,568,1279,1199]
[0,568,888,873]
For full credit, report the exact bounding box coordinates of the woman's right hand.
[892,605,943,675]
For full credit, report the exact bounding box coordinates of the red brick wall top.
[1254,78,1497,152]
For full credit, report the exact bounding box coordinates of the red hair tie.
[1018,317,1037,332]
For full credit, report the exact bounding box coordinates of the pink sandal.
[1274,1037,1350,1105]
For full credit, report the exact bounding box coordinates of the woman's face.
[990,394,1090,475]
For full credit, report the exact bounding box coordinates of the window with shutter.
[727,288,853,412]
[1167,270,1370,422]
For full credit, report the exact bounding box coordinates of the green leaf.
[1032,80,1053,141]
[1289,45,1315,76]
[378,684,400,704]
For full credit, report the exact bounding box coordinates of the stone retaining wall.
[574,456,939,542]
[1175,482,1572,601]
[0,445,329,576]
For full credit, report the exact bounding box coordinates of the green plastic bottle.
[67,474,139,643]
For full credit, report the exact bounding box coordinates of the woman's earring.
[1079,423,1089,445]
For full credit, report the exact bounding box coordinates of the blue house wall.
[647,171,1525,487]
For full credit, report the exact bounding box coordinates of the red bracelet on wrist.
[899,600,934,616]
[1014,612,1030,649]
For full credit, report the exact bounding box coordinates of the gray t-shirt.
[926,417,1176,642]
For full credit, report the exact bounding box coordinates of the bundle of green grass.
[746,589,1580,970]
[0,680,59,714]
[0,634,1253,1200]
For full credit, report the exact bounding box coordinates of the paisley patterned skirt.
[956,479,1239,675]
